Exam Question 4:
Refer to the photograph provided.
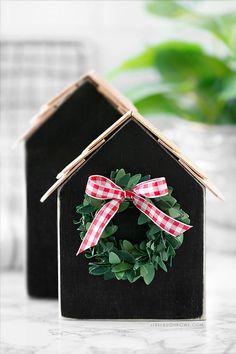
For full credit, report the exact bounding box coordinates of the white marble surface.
[1,252,236,354]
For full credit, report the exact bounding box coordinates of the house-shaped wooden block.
[19,72,134,298]
[42,110,222,319]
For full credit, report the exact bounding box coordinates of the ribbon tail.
[76,199,121,255]
[133,195,192,237]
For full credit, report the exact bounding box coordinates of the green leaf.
[161,251,168,261]
[126,174,142,189]
[156,242,165,252]
[110,170,118,180]
[137,213,150,225]
[116,250,135,264]
[104,242,114,252]
[73,220,80,224]
[139,240,147,251]
[146,230,156,241]
[117,201,130,213]
[157,258,168,272]
[143,263,155,285]
[220,75,236,100]
[77,225,85,231]
[85,252,94,259]
[147,0,190,18]
[112,262,133,273]
[76,205,96,214]
[198,14,236,49]
[83,196,90,206]
[115,271,125,280]
[148,241,156,252]
[134,92,183,117]
[131,249,146,258]
[165,233,182,249]
[89,265,109,275]
[119,39,229,78]
[174,203,181,210]
[153,41,230,82]
[85,222,91,231]
[88,196,102,209]
[127,81,177,103]
[117,173,130,187]
[80,231,86,240]
[156,199,172,210]
[139,175,151,183]
[127,270,140,283]
[140,264,149,277]
[168,208,181,218]
[146,240,152,248]
[122,240,134,251]
[149,224,161,236]
[101,225,118,238]
[175,234,184,248]
[160,195,177,207]
[167,244,176,257]
[179,215,190,224]
[119,47,157,71]
[133,261,143,271]
[115,169,126,183]
[109,252,121,265]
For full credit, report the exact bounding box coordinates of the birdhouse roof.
[41,110,223,202]
[16,71,135,143]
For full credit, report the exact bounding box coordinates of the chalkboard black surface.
[26,77,130,298]
[59,119,205,319]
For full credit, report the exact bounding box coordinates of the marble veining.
[1,253,236,354]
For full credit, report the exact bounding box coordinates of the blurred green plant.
[113,1,236,124]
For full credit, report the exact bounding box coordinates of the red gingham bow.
[76,175,192,255]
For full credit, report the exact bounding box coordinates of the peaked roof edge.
[15,71,135,144]
[40,110,224,202]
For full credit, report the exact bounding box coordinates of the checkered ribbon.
[76,175,192,255]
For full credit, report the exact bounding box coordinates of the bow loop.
[85,175,124,201]
[77,174,192,255]
[133,177,168,198]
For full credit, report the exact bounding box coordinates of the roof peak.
[14,71,135,145]
[40,110,224,202]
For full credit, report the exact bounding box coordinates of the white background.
[2,0,235,73]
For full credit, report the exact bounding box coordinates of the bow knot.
[76,174,192,255]
[124,190,134,199]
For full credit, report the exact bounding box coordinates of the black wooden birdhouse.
[19,72,134,298]
[42,110,222,319]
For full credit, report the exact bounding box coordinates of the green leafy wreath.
[74,169,190,285]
